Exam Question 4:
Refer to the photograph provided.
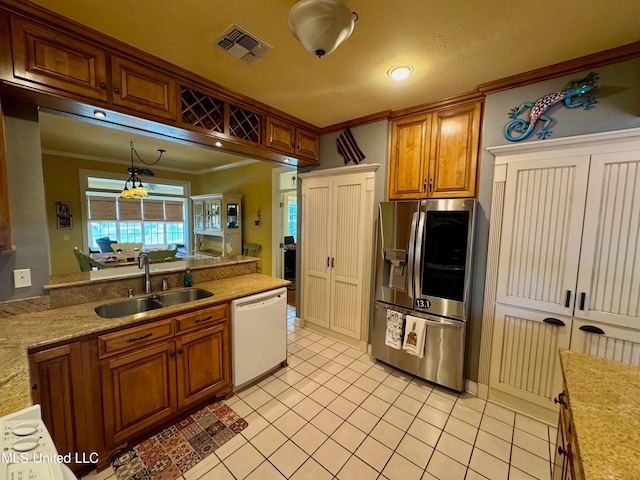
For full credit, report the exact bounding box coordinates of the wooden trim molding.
[478,41,640,95]
[477,164,507,387]
[297,162,380,179]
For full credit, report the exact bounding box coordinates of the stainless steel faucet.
[138,253,152,294]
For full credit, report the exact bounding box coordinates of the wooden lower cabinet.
[29,342,86,459]
[176,324,230,409]
[553,390,582,480]
[100,305,232,448]
[101,341,178,446]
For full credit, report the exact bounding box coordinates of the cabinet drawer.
[98,318,173,358]
[175,304,228,333]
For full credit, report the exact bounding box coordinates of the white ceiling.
[31,0,640,167]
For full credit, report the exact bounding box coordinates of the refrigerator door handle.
[413,210,426,300]
[407,211,418,299]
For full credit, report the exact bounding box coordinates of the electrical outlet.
[63,234,69,241]
[13,269,31,288]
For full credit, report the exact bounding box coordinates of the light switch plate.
[13,269,31,288]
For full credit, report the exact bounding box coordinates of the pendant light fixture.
[120,141,165,198]
[288,0,358,58]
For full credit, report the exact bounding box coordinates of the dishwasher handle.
[232,287,287,311]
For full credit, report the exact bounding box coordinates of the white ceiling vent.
[215,24,272,64]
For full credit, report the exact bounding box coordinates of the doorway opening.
[272,167,297,306]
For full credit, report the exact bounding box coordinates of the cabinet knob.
[31,384,38,391]
[114,87,121,94]
[557,446,567,456]
[99,82,106,90]
[178,349,184,355]
[429,178,433,193]
[170,352,176,358]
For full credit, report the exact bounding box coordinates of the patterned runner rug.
[112,401,248,480]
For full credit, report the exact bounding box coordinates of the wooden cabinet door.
[266,116,295,155]
[176,323,230,409]
[496,156,590,315]
[0,98,13,253]
[101,342,177,446]
[10,17,108,101]
[29,343,85,458]
[428,102,481,198]
[301,177,333,328]
[575,150,640,329]
[489,304,571,412]
[111,56,177,120]
[296,127,320,163]
[388,113,431,199]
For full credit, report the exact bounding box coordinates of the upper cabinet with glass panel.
[191,193,242,237]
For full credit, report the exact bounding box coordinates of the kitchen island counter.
[0,273,289,416]
[559,349,640,479]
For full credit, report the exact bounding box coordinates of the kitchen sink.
[94,297,163,318]
[154,288,214,307]
[94,288,214,318]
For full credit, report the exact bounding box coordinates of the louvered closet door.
[571,319,640,367]
[496,156,590,315]
[328,175,366,339]
[489,304,571,409]
[575,151,640,328]
[301,178,333,328]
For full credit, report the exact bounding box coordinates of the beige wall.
[42,154,196,275]
[195,161,278,275]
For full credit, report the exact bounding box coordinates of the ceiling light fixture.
[288,0,358,58]
[121,141,165,198]
[215,141,223,147]
[387,64,414,80]
[93,110,106,118]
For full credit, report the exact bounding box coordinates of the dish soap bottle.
[183,268,193,287]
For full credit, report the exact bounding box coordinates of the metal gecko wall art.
[504,72,598,142]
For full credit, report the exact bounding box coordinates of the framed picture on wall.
[56,201,72,229]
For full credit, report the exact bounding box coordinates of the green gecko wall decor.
[504,72,598,142]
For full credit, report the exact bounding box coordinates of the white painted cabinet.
[479,128,640,421]
[570,318,640,367]
[489,304,571,417]
[497,149,640,326]
[300,165,378,343]
[496,156,589,315]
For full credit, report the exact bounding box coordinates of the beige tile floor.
[84,305,556,480]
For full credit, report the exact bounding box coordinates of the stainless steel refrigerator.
[371,199,476,392]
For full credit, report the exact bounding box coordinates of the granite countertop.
[559,350,640,479]
[0,273,289,417]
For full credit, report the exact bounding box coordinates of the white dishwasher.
[231,287,287,388]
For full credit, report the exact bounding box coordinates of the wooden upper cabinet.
[296,127,320,162]
[10,16,108,101]
[387,101,482,200]
[388,113,432,199]
[110,56,177,120]
[266,116,319,163]
[428,101,481,198]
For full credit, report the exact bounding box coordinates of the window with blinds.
[87,195,186,250]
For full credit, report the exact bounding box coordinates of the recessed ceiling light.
[214,141,223,147]
[93,110,106,118]
[284,158,290,163]
[387,64,414,81]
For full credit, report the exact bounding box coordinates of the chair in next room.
[243,242,262,273]
[73,247,103,272]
